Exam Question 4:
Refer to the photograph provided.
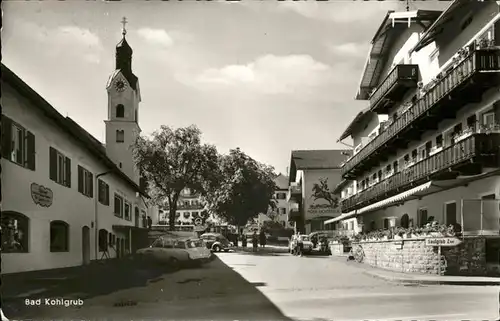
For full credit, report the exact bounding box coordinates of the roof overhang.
[411,0,465,53]
[324,210,357,224]
[338,107,372,141]
[356,10,443,100]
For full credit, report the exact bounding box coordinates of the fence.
[460,199,500,235]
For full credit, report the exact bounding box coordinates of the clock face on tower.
[114,79,127,92]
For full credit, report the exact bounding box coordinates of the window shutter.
[98,180,103,203]
[105,184,110,205]
[26,131,36,170]
[2,115,13,160]
[49,147,57,181]
[78,165,83,193]
[65,157,71,187]
[89,172,94,198]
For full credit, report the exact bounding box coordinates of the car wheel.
[213,245,221,252]
[224,249,229,252]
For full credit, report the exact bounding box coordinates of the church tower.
[105,17,142,185]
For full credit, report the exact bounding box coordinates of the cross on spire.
[121,17,128,36]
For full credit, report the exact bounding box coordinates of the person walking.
[296,232,304,257]
[252,231,258,252]
[259,230,267,248]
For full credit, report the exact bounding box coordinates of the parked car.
[200,233,233,252]
[135,236,212,268]
[289,235,313,255]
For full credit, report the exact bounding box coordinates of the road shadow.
[1,258,177,318]
[2,257,292,321]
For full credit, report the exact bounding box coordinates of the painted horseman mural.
[310,177,340,210]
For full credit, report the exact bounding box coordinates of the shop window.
[50,220,69,252]
[98,179,110,205]
[2,116,36,170]
[401,214,409,228]
[78,165,94,198]
[49,147,71,187]
[116,104,125,118]
[116,130,125,143]
[1,212,29,253]
[98,229,108,251]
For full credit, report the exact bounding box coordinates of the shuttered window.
[1,115,36,170]
[77,165,94,198]
[98,179,110,205]
[49,147,71,187]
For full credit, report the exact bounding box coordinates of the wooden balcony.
[370,64,419,114]
[342,49,500,179]
[341,132,500,213]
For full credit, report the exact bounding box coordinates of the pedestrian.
[252,231,258,252]
[259,230,266,248]
[296,232,304,257]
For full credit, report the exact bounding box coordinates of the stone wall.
[352,237,486,276]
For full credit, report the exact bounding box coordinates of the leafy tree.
[203,148,277,228]
[133,125,219,230]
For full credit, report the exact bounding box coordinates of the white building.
[334,1,500,253]
[156,188,206,226]
[1,26,152,274]
[258,174,293,228]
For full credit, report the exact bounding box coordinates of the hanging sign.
[31,183,53,207]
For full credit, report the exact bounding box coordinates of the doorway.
[82,226,91,265]
[446,202,457,225]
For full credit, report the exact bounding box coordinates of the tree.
[133,125,219,230]
[311,177,339,209]
[203,148,277,228]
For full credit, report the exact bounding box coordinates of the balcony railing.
[369,64,419,113]
[341,132,500,213]
[341,49,500,179]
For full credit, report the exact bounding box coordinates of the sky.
[3,0,450,175]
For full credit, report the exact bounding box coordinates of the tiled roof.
[2,64,148,198]
[274,174,289,190]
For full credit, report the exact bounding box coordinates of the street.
[4,251,499,321]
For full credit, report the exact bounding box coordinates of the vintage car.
[135,236,212,268]
[289,235,313,255]
[200,233,233,252]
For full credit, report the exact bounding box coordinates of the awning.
[357,181,433,215]
[324,210,357,225]
[112,225,148,231]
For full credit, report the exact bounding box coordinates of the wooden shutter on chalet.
[65,157,71,187]
[105,184,110,205]
[89,172,94,198]
[49,147,57,181]
[98,180,104,203]
[2,115,13,160]
[78,165,84,193]
[26,131,36,170]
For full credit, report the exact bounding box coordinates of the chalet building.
[333,2,500,265]
[258,174,293,229]
[1,26,152,274]
[156,188,206,228]
[287,150,351,234]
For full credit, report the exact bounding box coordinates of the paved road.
[4,252,499,321]
[218,252,500,321]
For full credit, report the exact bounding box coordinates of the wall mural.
[308,177,340,214]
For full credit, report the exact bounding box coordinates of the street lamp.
[94,170,113,260]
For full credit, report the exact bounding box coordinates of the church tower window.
[116,104,125,118]
[116,130,125,143]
